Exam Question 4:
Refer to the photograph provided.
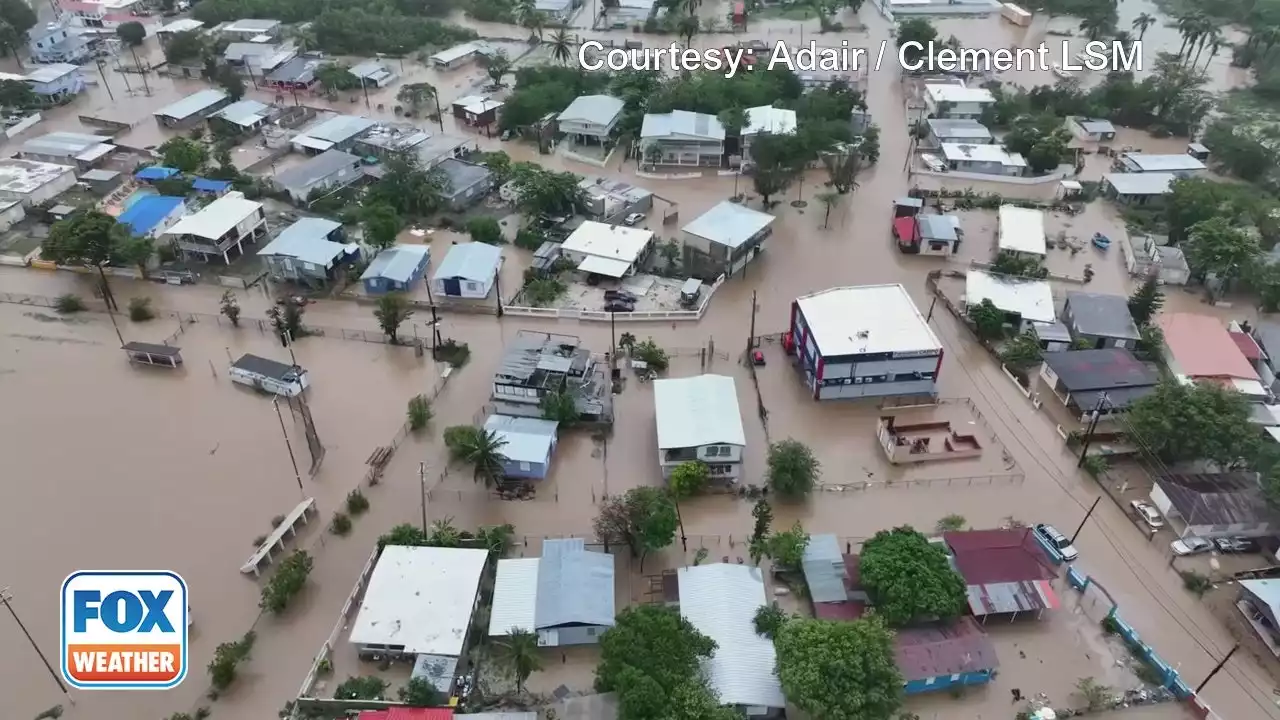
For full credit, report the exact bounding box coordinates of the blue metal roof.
[135,166,179,181]
[118,196,184,236]
[192,177,232,192]
[361,244,429,284]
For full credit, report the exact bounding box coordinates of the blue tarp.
[118,195,184,236]
[192,177,232,193]
[135,166,179,181]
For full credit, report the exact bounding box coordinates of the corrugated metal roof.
[164,191,261,240]
[681,200,774,249]
[214,99,269,127]
[536,538,615,629]
[653,374,745,450]
[1158,312,1259,381]
[894,617,999,681]
[964,579,1058,616]
[801,533,848,603]
[361,244,430,284]
[483,414,557,465]
[273,149,361,192]
[155,89,228,121]
[641,110,725,141]
[677,564,785,709]
[432,242,501,282]
[943,529,1057,585]
[488,558,539,636]
[559,95,625,127]
[1155,472,1276,527]
[118,195,184,236]
[1065,292,1140,340]
[257,217,351,266]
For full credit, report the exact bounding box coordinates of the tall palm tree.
[427,518,462,546]
[677,14,700,47]
[523,10,546,41]
[546,28,573,65]
[288,25,318,53]
[496,629,542,692]
[1192,27,1221,68]
[457,428,508,487]
[1078,13,1110,42]
[1131,12,1156,41]
[1202,38,1223,71]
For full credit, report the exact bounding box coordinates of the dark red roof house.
[943,529,1061,622]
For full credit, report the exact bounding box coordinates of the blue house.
[135,166,180,183]
[897,617,999,695]
[483,414,558,480]
[360,244,430,295]
[118,196,187,240]
[192,178,233,196]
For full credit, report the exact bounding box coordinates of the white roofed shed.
[997,205,1047,256]
[560,220,653,277]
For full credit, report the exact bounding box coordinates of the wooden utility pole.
[1,588,70,700]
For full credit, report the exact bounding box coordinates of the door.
[443,278,461,296]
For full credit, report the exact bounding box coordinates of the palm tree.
[288,25,318,53]
[1131,12,1156,41]
[1078,14,1110,42]
[456,428,508,487]
[546,27,574,65]
[495,629,542,693]
[1192,26,1220,68]
[427,518,462,546]
[677,14,700,47]
[523,10,546,41]
[1202,37,1223,71]
[618,332,637,354]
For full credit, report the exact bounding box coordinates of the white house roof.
[213,99,270,127]
[681,201,775,249]
[433,241,501,282]
[795,284,942,357]
[577,255,632,278]
[641,110,725,142]
[678,564,785,710]
[1119,153,1205,173]
[25,63,79,83]
[489,558,540,636]
[965,270,1055,324]
[430,40,492,65]
[155,89,228,121]
[489,539,615,638]
[455,96,503,115]
[562,220,652,266]
[164,191,261,240]
[1104,172,1177,196]
[653,374,745,450]
[743,105,797,136]
[348,545,489,656]
[483,414,558,465]
[158,18,203,33]
[940,143,1027,168]
[927,118,992,141]
[293,114,377,150]
[925,84,995,105]
[257,217,352,267]
[1072,117,1115,134]
[997,205,1047,255]
[559,95,625,127]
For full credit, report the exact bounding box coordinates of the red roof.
[814,600,867,620]
[1230,331,1263,361]
[1158,313,1258,381]
[943,529,1057,584]
[358,710,454,720]
[894,616,999,681]
[892,216,916,242]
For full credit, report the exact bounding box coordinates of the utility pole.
[96,60,114,102]
[422,276,443,352]
[610,311,617,358]
[359,76,370,109]
[419,462,429,533]
[272,397,305,494]
[1076,393,1108,468]
[285,330,299,366]
[129,46,150,96]
[1196,644,1239,693]
[493,271,504,318]
[926,295,937,322]
[433,92,444,131]
[747,290,758,355]
[1069,497,1101,544]
[1,588,71,700]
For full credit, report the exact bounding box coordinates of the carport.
[577,255,631,278]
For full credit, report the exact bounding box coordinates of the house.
[741,105,798,168]
[437,159,494,211]
[1158,313,1266,400]
[429,41,497,69]
[54,0,148,29]
[291,114,378,155]
[1039,349,1159,421]
[492,331,611,423]
[155,18,204,44]
[940,143,1027,176]
[536,0,575,20]
[1067,117,1116,142]
[896,618,1000,694]
[154,89,231,129]
[681,200,774,277]
[223,42,296,76]
[558,95,625,144]
[1150,473,1278,539]
[1062,292,1140,349]
[28,22,90,64]
[266,57,322,91]
[965,270,1055,333]
[609,0,656,23]
[162,191,266,264]
[1239,580,1280,657]
[1101,172,1176,205]
[273,150,363,204]
[256,217,358,286]
[894,214,961,256]
[192,178,232,197]
[229,353,309,396]
[1125,234,1190,283]
[653,374,746,483]
[360,245,430,295]
[209,99,272,135]
[216,18,282,41]
[788,284,944,401]
[0,159,76,206]
[452,95,503,128]
[23,63,85,101]
[355,127,476,169]
[942,529,1060,622]
[347,545,489,693]
[925,118,993,146]
[1250,322,1280,396]
[923,84,996,119]
[677,564,786,718]
[560,221,654,278]
[640,110,726,167]
[996,205,1046,259]
[432,242,502,299]
[18,132,114,169]
[489,538,615,646]
[348,59,398,88]
[117,195,187,239]
[1230,323,1270,394]
[578,177,652,221]
[78,168,122,196]
[1114,152,1206,176]
[134,166,179,184]
[482,415,559,480]
[1030,319,1073,352]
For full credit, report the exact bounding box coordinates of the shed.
[361,244,431,295]
[118,195,186,238]
[896,618,999,694]
[192,178,232,195]
[482,414,559,480]
[432,242,502,299]
[943,529,1060,621]
[78,168,122,195]
[135,166,179,182]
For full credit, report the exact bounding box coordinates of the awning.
[965,580,1059,616]
[294,135,334,152]
[577,255,631,278]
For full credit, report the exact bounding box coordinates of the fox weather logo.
[60,571,188,690]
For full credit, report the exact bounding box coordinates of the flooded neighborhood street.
[1,1,1279,719]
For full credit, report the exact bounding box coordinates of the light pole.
[1,588,71,700]
[272,397,305,495]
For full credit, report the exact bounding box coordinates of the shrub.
[346,488,370,516]
[1179,570,1213,597]
[128,296,155,321]
[259,550,312,613]
[207,631,256,691]
[333,676,389,700]
[330,512,352,536]
[1081,455,1109,478]
[435,339,471,367]
[407,394,433,431]
[753,603,788,639]
[514,227,544,250]
[54,294,85,313]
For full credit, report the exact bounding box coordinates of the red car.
[751,349,765,366]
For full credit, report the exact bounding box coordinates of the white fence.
[5,113,41,138]
[914,168,1072,185]
[294,547,380,700]
[503,273,726,322]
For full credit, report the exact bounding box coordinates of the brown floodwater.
[2,3,1278,720]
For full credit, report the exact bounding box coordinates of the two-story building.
[640,110,725,167]
[492,331,611,423]
[24,64,85,102]
[681,200,775,278]
[654,374,746,483]
[740,105,798,169]
[154,89,231,129]
[215,18,282,41]
[923,84,996,120]
[28,22,91,64]
[256,217,359,286]
[162,191,267,264]
[55,0,148,30]
[558,94,625,146]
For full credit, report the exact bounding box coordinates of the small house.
[1066,117,1116,142]
[654,374,746,483]
[23,63,85,101]
[926,118,993,146]
[941,143,1027,177]
[266,57,321,91]
[996,206,1046,259]
[360,245,430,295]
[558,95,625,144]
[741,105,798,168]
[429,41,497,69]
[681,200,775,277]
[256,217,358,286]
[964,270,1055,333]
[1114,152,1206,176]
[1150,473,1276,539]
[640,110,726,167]
[348,59,398,88]
[209,99,272,135]
[894,214,961,256]
[117,195,187,240]
[1039,348,1158,420]
[432,242,502,299]
[483,414,559,480]
[897,618,999,694]
[78,168,123,196]
[273,150,363,204]
[229,354,309,396]
[1102,172,1175,205]
[437,158,494,211]
[923,84,995,120]
[154,89,232,129]
[1062,291,1140,349]
[489,538,616,646]
[451,95,503,129]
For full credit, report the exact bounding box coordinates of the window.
[466,281,479,291]
[519,461,531,471]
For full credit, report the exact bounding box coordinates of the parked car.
[1214,536,1260,554]
[604,301,634,312]
[1129,500,1165,529]
[752,349,765,366]
[623,212,646,226]
[1034,523,1078,561]
[921,153,947,172]
[604,290,637,302]
[1170,536,1213,556]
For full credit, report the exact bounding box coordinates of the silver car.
[1170,536,1212,556]
[1130,500,1165,530]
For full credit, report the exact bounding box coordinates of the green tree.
[750,133,806,207]
[373,293,414,344]
[935,514,966,532]
[366,158,446,217]
[676,14,699,46]
[361,203,401,250]
[216,65,246,102]
[775,616,904,720]
[999,330,1043,370]
[207,631,256,692]
[896,18,937,66]
[592,487,678,569]
[753,604,788,639]
[669,460,709,498]
[1132,12,1156,41]
[1124,379,1257,465]
[496,628,542,692]
[259,550,313,613]
[42,211,130,311]
[540,387,579,424]
[164,30,205,64]
[509,162,582,217]
[618,332,637,354]
[1183,216,1259,286]
[765,521,809,571]
[766,439,821,499]
[0,0,36,35]
[749,498,773,564]
[483,51,512,86]
[397,82,438,115]
[266,298,305,346]
[860,526,966,626]
[546,27,574,65]
[967,298,1005,340]
[0,20,18,71]
[443,426,509,486]
[219,290,241,327]
[1127,273,1164,326]
[0,78,35,108]
[631,337,670,371]
[116,235,155,278]
[158,137,208,173]
[407,395,433,431]
[116,20,146,46]
[334,676,388,700]
[397,677,441,707]
[467,215,504,245]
